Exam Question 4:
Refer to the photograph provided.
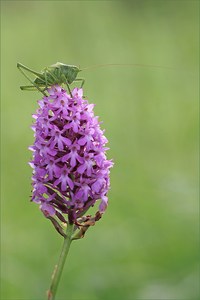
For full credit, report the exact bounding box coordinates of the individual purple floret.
[29,85,113,228]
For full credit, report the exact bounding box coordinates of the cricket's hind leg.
[20,85,40,91]
[17,63,47,96]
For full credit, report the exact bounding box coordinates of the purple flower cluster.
[30,85,113,224]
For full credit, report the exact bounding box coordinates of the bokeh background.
[1,1,199,300]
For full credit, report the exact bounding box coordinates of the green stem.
[47,223,74,300]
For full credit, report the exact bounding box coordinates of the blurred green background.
[1,1,199,299]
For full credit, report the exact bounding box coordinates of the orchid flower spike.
[30,85,113,237]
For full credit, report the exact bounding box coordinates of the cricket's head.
[51,62,81,84]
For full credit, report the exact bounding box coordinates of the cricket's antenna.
[82,63,177,71]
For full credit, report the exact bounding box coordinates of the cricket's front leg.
[74,78,85,88]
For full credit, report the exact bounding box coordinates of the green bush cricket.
[17,62,176,97]
[17,62,84,96]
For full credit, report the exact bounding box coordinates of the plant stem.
[47,223,74,300]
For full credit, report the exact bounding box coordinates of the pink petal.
[78,136,87,146]
[40,203,56,217]
[99,196,108,212]
[77,164,86,174]
[62,137,72,146]
[67,177,74,190]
